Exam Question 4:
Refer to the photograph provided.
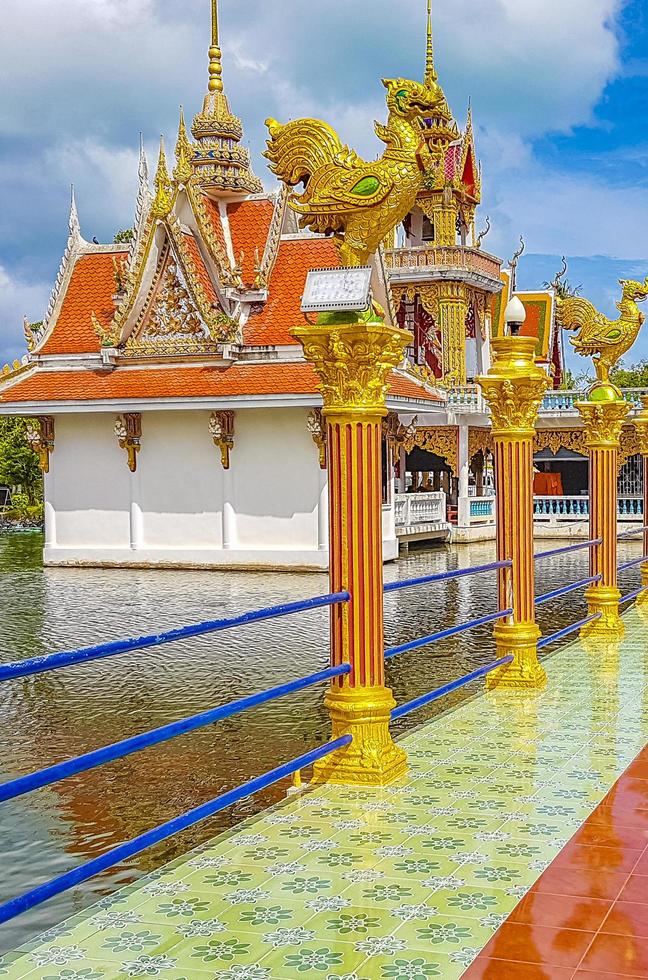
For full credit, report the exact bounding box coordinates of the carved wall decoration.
[209,411,235,469]
[115,414,142,472]
[533,428,587,457]
[125,261,206,356]
[26,416,55,473]
[403,426,458,473]
[468,426,493,463]
[619,427,642,470]
[307,409,327,469]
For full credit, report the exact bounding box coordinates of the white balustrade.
[394,492,446,528]
[533,495,644,521]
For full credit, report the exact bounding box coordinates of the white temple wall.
[43,407,397,570]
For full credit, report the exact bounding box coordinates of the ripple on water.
[0,530,642,950]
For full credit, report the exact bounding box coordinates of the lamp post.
[478,296,549,690]
[293,269,411,786]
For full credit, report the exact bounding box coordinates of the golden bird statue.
[264,77,444,267]
[558,278,648,384]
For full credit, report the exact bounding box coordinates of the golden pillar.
[293,312,412,785]
[576,387,629,637]
[633,394,648,605]
[439,282,469,386]
[477,336,549,690]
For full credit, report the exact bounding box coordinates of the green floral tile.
[260,940,367,978]
[357,948,466,979]
[393,913,493,957]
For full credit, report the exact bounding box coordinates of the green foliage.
[113,228,134,244]
[610,360,648,389]
[0,419,42,504]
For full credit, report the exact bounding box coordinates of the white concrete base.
[450,524,497,544]
[533,522,644,540]
[43,546,330,572]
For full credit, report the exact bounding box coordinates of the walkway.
[3,607,648,980]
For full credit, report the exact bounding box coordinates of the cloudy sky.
[0,0,647,373]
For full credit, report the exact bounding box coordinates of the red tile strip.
[463,744,648,979]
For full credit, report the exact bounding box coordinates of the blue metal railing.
[535,574,602,606]
[619,525,648,540]
[0,664,350,805]
[384,559,511,594]
[621,587,648,604]
[534,538,602,561]
[538,614,601,650]
[385,608,512,660]
[618,554,648,572]
[392,657,514,720]
[0,736,351,927]
[0,592,350,683]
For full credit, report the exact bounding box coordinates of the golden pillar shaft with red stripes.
[633,395,648,606]
[478,336,548,690]
[293,314,412,785]
[577,391,628,638]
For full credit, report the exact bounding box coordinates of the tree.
[0,419,42,503]
[113,228,134,244]
[610,360,648,388]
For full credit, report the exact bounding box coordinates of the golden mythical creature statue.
[558,278,648,384]
[264,77,443,267]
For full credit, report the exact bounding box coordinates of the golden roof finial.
[152,136,174,218]
[425,0,437,85]
[208,0,224,93]
[174,107,194,184]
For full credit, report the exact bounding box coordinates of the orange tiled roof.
[228,198,274,286]
[0,364,441,405]
[245,238,340,346]
[201,197,228,256]
[181,233,219,307]
[40,251,126,355]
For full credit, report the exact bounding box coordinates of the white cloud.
[0,265,51,366]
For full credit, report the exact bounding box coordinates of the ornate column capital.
[26,416,55,473]
[477,336,549,437]
[115,413,142,472]
[209,410,235,469]
[292,317,413,417]
[576,393,629,449]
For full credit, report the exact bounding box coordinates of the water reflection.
[0,531,641,950]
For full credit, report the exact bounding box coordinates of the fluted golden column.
[438,283,469,386]
[293,311,412,785]
[477,336,549,690]
[633,394,648,605]
[576,386,629,638]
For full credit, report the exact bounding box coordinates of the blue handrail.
[385,608,512,660]
[0,735,351,927]
[0,591,351,683]
[391,657,514,720]
[534,539,602,561]
[618,554,648,572]
[384,560,512,594]
[619,525,648,539]
[535,574,602,606]
[621,587,648,604]
[0,664,350,805]
[537,613,601,650]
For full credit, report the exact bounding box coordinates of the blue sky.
[0,0,646,377]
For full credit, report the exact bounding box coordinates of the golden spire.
[152,136,174,218]
[208,0,224,93]
[174,107,193,184]
[425,0,437,85]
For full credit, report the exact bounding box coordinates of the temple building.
[3,0,626,569]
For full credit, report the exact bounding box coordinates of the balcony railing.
[541,388,648,415]
[446,384,488,413]
[534,495,643,521]
[385,245,502,283]
[395,491,446,528]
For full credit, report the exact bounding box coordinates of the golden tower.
[387,0,503,387]
[189,0,263,197]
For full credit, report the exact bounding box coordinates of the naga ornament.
[558,278,648,384]
[265,77,443,267]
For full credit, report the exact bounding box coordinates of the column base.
[312,686,408,787]
[582,585,624,639]
[487,622,546,691]
[636,565,648,606]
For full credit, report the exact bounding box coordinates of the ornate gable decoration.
[123,253,231,358]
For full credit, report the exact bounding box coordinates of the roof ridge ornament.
[152,137,174,218]
[425,0,437,85]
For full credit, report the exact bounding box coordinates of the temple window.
[422,216,435,242]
